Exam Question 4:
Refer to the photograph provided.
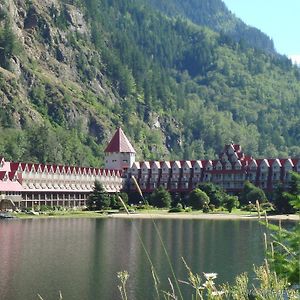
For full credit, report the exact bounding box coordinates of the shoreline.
[108,212,300,221]
[3,211,299,221]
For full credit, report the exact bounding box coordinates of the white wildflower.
[212,291,225,296]
[203,273,218,280]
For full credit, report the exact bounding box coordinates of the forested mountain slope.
[0,0,299,166]
[144,0,275,53]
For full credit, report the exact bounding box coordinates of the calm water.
[0,218,266,300]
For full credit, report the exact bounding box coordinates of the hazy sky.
[222,0,300,64]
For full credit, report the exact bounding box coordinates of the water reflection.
[0,218,266,300]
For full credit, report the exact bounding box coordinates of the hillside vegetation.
[0,0,299,166]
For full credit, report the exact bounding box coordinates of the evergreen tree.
[87,181,110,210]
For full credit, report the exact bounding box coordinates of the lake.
[0,217,266,299]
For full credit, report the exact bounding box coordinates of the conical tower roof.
[104,128,136,153]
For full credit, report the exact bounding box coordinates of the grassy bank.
[14,210,107,219]
[8,208,299,221]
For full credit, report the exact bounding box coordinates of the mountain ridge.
[142,0,275,54]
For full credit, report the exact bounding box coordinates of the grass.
[135,208,256,216]
[14,210,107,219]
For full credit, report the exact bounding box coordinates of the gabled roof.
[105,128,135,153]
[131,161,140,169]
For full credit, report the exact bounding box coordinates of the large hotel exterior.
[0,128,299,209]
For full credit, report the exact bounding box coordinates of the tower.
[104,128,136,170]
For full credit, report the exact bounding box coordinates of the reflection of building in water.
[0,127,299,208]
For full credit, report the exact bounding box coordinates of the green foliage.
[1,0,300,164]
[240,181,267,205]
[223,195,239,213]
[87,181,110,210]
[168,203,184,213]
[145,0,275,53]
[197,182,226,207]
[0,17,21,69]
[274,172,300,214]
[150,186,172,208]
[110,192,129,209]
[265,192,300,285]
[189,188,209,210]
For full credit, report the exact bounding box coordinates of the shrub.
[241,181,267,205]
[260,202,275,212]
[202,202,210,213]
[168,207,184,213]
[150,187,172,208]
[209,204,215,211]
[189,188,210,210]
[197,182,226,207]
[223,196,239,213]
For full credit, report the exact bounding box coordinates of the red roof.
[105,128,135,153]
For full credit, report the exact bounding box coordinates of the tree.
[150,186,171,208]
[274,172,300,214]
[110,192,129,209]
[87,181,110,210]
[189,188,210,210]
[223,195,239,213]
[197,182,226,207]
[0,19,20,69]
[240,181,267,205]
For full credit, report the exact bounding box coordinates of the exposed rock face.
[2,0,116,138]
[64,4,88,34]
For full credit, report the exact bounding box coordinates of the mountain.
[143,0,275,53]
[0,0,299,166]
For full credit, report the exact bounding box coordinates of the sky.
[222,0,300,65]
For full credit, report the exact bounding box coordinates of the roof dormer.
[161,161,171,173]
[249,159,258,170]
[284,159,294,169]
[193,161,202,173]
[225,161,232,170]
[141,161,150,173]
[205,160,213,171]
[151,161,161,173]
[215,161,222,170]
[260,159,270,171]
[131,161,141,171]
[172,161,181,173]
[272,159,281,171]
[234,160,242,170]
[182,161,192,173]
